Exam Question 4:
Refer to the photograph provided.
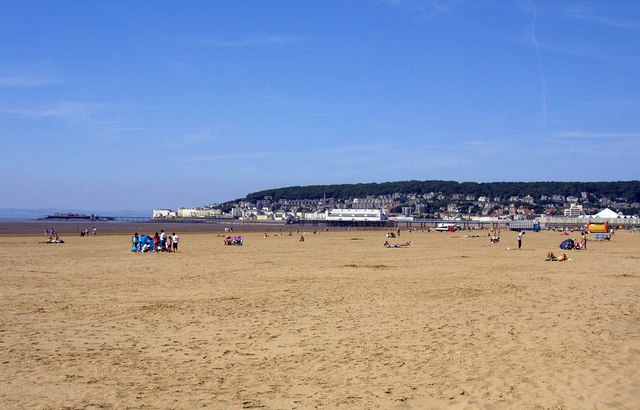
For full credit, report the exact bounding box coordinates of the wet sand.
[1,229,639,409]
[0,220,289,235]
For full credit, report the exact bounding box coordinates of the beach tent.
[594,208,621,219]
[559,239,575,250]
[138,234,155,251]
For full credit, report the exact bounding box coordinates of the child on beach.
[172,233,179,251]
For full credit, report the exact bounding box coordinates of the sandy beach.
[1,228,639,409]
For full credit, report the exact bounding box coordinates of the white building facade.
[325,209,387,222]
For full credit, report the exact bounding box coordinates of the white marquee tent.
[593,208,621,218]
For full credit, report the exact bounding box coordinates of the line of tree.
[244,180,640,203]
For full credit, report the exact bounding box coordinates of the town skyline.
[152,179,640,221]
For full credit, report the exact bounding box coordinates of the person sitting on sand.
[383,240,391,247]
[299,235,305,242]
[41,235,63,244]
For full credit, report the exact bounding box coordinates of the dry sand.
[1,229,639,409]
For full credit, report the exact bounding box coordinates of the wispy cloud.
[187,143,394,164]
[520,0,548,125]
[167,127,233,149]
[462,139,522,155]
[185,152,270,162]
[567,7,640,33]
[304,112,340,117]
[99,127,148,133]
[553,131,640,139]
[192,35,301,48]
[0,74,61,88]
[380,0,480,19]
[0,102,103,118]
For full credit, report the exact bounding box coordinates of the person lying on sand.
[384,241,412,248]
[546,251,571,262]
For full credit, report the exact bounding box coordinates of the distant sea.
[0,208,151,220]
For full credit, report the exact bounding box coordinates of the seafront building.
[177,208,222,218]
[563,203,584,217]
[325,209,387,222]
[152,209,176,218]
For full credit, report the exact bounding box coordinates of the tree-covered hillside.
[244,180,640,202]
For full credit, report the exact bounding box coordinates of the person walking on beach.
[518,231,525,249]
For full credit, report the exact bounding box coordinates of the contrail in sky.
[529,0,548,124]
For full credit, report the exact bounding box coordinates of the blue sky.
[1,0,639,212]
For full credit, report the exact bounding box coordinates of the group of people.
[224,236,244,246]
[131,230,179,252]
[42,228,64,243]
[41,234,64,244]
[79,227,97,237]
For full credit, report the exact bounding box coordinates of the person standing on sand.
[132,233,140,252]
[172,233,179,251]
[160,230,167,250]
[166,234,172,252]
[518,231,525,249]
